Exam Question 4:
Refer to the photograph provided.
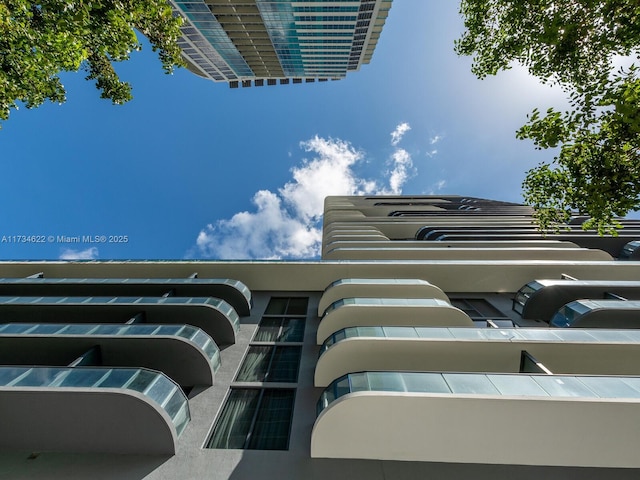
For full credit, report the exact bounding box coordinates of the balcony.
[312,371,640,467]
[0,366,189,454]
[0,323,220,387]
[318,278,448,316]
[315,326,640,386]
[0,277,252,315]
[317,298,472,344]
[0,296,239,345]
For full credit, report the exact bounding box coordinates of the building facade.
[1,195,640,479]
[170,0,393,87]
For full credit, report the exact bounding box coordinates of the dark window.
[451,298,508,320]
[253,317,305,342]
[264,297,308,316]
[236,346,302,383]
[207,389,295,450]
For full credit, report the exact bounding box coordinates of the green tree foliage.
[0,0,184,126]
[455,0,640,234]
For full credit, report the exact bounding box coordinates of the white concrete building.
[1,195,640,479]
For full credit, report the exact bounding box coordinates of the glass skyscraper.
[170,0,393,87]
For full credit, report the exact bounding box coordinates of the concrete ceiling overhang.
[0,334,217,387]
[2,260,640,294]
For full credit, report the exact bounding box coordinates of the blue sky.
[0,1,568,261]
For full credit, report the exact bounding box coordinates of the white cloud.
[383,148,414,195]
[430,134,442,145]
[390,122,411,146]
[193,124,416,260]
[59,247,99,260]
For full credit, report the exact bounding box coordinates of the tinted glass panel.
[208,389,260,448]
[236,346,271,382]
[269,347,301,383]
[247,389,295,450]
[208,389,295,450]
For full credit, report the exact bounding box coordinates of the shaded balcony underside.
[0,335,216,387]
[318,279,448,316]
[317,302,472,344]
[315,332,640,386]
[0,278,251,315]
[323,247,612,261]
[0,300,237,346]
[0,389,179,454]
[516,280,640,322]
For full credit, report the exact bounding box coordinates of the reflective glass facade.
[169,1,393,85]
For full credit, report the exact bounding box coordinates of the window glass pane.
[365,372,405,392]
[532,376,599,397]
[401,373,451,393]
[0,367,29,386]
[348,373,367,393]
[415,327,454,339]
[280,318,305,342]
[487,374,549,396]
[208,389,260,449]
[383,326,418,338]
[164,387,188,418]
[268,347,301,383]
[578,377,640,398]
[236,346,271,382]
[253,318,281,342]
[286,298,308,315]
[127,369,158,393]
[1,324,33,334]
[247,389,295,450]
[31,324,65,334]
[99,369,136,388]
[58,369,106,387]
[264,298,288,315]
[443,373,500,395]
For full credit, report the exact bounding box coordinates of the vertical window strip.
[208,297,308,450]
[207,388,295,450]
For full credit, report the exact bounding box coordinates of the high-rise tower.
[170,0,393,87]
[2,195,640,479]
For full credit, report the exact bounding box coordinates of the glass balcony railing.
[0,296,240,331]
[512,281,543,315]
[620,240,640,260]
[0,366,190,436]
[323,298,450,317]
[319,326,640,357]
[0,323,221,372]
[550,300,640,328]
[324,278,432,292]
[0,277,251,309]
[317,371,640,417]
